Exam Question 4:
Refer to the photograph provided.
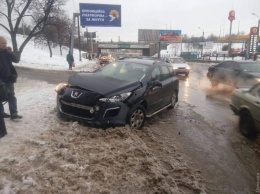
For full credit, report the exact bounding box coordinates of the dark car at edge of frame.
[206,60,260,88]
[55,58,179,129]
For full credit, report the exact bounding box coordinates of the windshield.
[240,62,260,72]
[95,61,150,82]
[170,58,186,64]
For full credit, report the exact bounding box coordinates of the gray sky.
[66,0,260,42]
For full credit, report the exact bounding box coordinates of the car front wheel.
[239,111,257,138]
[127,105,146,130]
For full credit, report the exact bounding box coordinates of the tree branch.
[0,24,11,34]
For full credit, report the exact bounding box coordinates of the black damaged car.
[55,58,179,129]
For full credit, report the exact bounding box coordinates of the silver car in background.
[164,57,190,76]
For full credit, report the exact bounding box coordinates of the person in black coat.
[0,36,22,120]
[0,115,7,138]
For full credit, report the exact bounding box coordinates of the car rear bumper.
[57,97,130,127]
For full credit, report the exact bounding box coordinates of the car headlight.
[186,66,191,70]
[99,92,132,102]
[55,83,69,94]
[173,67,178,70]
[255,78,260,82]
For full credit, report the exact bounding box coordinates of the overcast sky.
[67,0,259,42]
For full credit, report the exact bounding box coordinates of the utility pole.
[198,27,204,57]
[70,13,80,56]
[228,10,235,57]
[90,32,93,53]
[77,15,81,61]
[228,20,233,57]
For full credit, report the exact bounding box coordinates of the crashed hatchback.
[55,58,179,129]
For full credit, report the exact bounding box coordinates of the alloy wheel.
[130,108,145,129]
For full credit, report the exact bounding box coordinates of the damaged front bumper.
[57,96,130,127]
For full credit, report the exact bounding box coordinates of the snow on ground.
[1,29,97,71]
[0,30,207,193]
[0,78,206,194]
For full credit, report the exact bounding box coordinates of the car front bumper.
[57,97,130,127]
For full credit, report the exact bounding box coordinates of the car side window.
[147,67,160,85]
[257,89,260,97]
[167,66,175,76]
[229,62,241,70]
[220,62,231,69]
[249,85,260,98]
[151,67,160,81]
[160,65,172,80]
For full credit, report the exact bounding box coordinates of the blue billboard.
[79,3,121,27]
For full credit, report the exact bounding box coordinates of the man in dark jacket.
[0,36,22,120]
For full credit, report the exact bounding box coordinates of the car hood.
[68,73,141,96]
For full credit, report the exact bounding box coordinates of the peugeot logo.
[71,91,82,99]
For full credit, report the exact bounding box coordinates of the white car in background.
[164,57,190,76]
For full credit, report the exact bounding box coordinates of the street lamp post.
[237,19,240,35]
[198,27,204,57]
[228,10,235,57]
[252,13,260,48]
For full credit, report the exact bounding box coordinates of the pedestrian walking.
[0,36,22,120]
[66,51,74,70]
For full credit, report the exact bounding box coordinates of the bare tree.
[0,0,67,58]
[34,12,71,58]
[53,14,71,56]
[34,24,57,57]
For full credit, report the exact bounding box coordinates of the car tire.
[127,105,146,130]
[168,90,178,109]
[239,111,257,139]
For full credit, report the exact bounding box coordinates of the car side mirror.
[152,80,162,90]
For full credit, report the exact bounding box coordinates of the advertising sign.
[159,30,182,42]
[249,26,258,53]
[79,3,121,27]
[228,10,235,21]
